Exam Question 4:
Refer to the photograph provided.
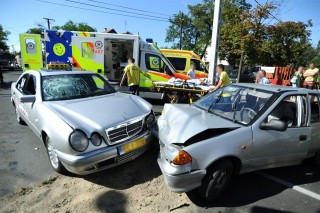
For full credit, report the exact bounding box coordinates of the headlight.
[69,130,89,152]
[172,150,192,165]
[91,133,102,146]
[145,111,155,124]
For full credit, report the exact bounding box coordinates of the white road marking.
[258,171,320,201]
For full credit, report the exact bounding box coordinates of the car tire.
[199,160,233,201]
[45,136,68,174]
[15,106,25,125]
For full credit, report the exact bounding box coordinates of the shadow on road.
[95,190,127,213]
[83,146,161,190]
[187,160,320,208]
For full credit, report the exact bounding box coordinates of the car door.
[308,93,320,156]
[249,93,310,170]
[21,74,41,136]
[14,73,29,121]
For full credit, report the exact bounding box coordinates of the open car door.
[71,36,104,75]
[19,34,43,71]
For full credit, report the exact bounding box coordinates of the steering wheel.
[240,107,257,122]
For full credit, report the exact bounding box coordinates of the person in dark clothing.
[0,65,4,85]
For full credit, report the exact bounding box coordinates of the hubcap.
[47,141,59,169]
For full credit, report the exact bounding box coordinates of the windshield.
[42,73,116,101]
[194,85,274,124]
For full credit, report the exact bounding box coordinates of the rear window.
[167,57,186,71]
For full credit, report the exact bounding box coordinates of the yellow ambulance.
[160,49,208,78]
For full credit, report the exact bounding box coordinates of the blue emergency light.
[146,38,153,43]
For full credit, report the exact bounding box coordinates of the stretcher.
[153,78,214,103]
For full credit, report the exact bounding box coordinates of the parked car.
[11,70,156,175]
[157,83,320,201]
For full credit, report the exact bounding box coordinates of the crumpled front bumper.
[57,131,152,175]
[157,146,206,193]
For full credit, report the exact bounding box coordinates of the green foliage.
[0,25,10,52]
[53,20,97,32]
[26,27,42,34]
[310,41,320,67]
[165,0,316,67]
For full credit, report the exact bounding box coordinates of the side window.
[81,42,94,59]
[16,74,29,93]
[167,57,186,71]
[24,75,36,95]
[309,94,320,123]
[145,54,166,73]
[191,59,204,71]
[267,95,299,127]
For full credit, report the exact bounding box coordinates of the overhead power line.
[65,0,169,21]
[88,0,171,17]
[36,0,169,22]
[254,0,282,23]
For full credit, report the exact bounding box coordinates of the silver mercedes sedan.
[11,70,156,175]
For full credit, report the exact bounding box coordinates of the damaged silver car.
[11,70,156,175]
[158,84,320,201]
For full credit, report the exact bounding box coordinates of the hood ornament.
[122,112,128,120]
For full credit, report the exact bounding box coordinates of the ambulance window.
[81,42,94,59]
[25,38,37,54]
[167,57,186,70]
[145,53,165,73]
[16,74,29,93]
[191,59,207,72]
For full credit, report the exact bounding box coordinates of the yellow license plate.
[118,138,146,155]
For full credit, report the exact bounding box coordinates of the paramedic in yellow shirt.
[212,64,231,92]
[120,57,141,95]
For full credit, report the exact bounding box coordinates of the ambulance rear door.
[19,34,43,71]
[71,36,104,75]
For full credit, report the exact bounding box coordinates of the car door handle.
[299,135,307,141]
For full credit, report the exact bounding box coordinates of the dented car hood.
[44,92,151,131]
[157,104,241,144]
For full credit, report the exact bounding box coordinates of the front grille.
[106,119,143,144]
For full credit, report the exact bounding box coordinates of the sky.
[1,0,319,53]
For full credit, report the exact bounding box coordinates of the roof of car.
[233,83,320,94]
[24,70,97,76]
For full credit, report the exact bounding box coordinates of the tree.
[165,0,314,68]
[310,41,320,66]
[0,25,10,52]
[53,20,97,32]
[26,27,42,34]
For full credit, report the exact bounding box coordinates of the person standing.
[187,63,196,79]
[211,64,230,92]
[0,65,4,85]
[291,66,304,88]
[258,70,270,84]
[303,63,319,89]
[120,57,141,95]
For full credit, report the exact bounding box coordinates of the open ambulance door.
[71,36,104,75]
[19,34,43,71]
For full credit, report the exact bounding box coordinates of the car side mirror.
[260,119,287,131]
[20,95,36,103]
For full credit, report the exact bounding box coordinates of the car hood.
[158,104,241,144]
[44,92,151,131]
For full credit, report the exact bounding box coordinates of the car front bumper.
[57,131,152,175]
[157,149,206,193]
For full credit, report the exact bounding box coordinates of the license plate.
[118,138,146,155]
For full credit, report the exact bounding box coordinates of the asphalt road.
[0,71,320,212]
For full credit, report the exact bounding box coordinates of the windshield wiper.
[207,91,223,113]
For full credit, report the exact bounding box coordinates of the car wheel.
[199,160,233,201]
[15,107,25,125]
[45,136,67,174]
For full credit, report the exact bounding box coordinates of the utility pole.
[179,15,184,50]
[208,0,222,84]
[43,17,54,30]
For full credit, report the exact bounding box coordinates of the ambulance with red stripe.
[19,30,189,99]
